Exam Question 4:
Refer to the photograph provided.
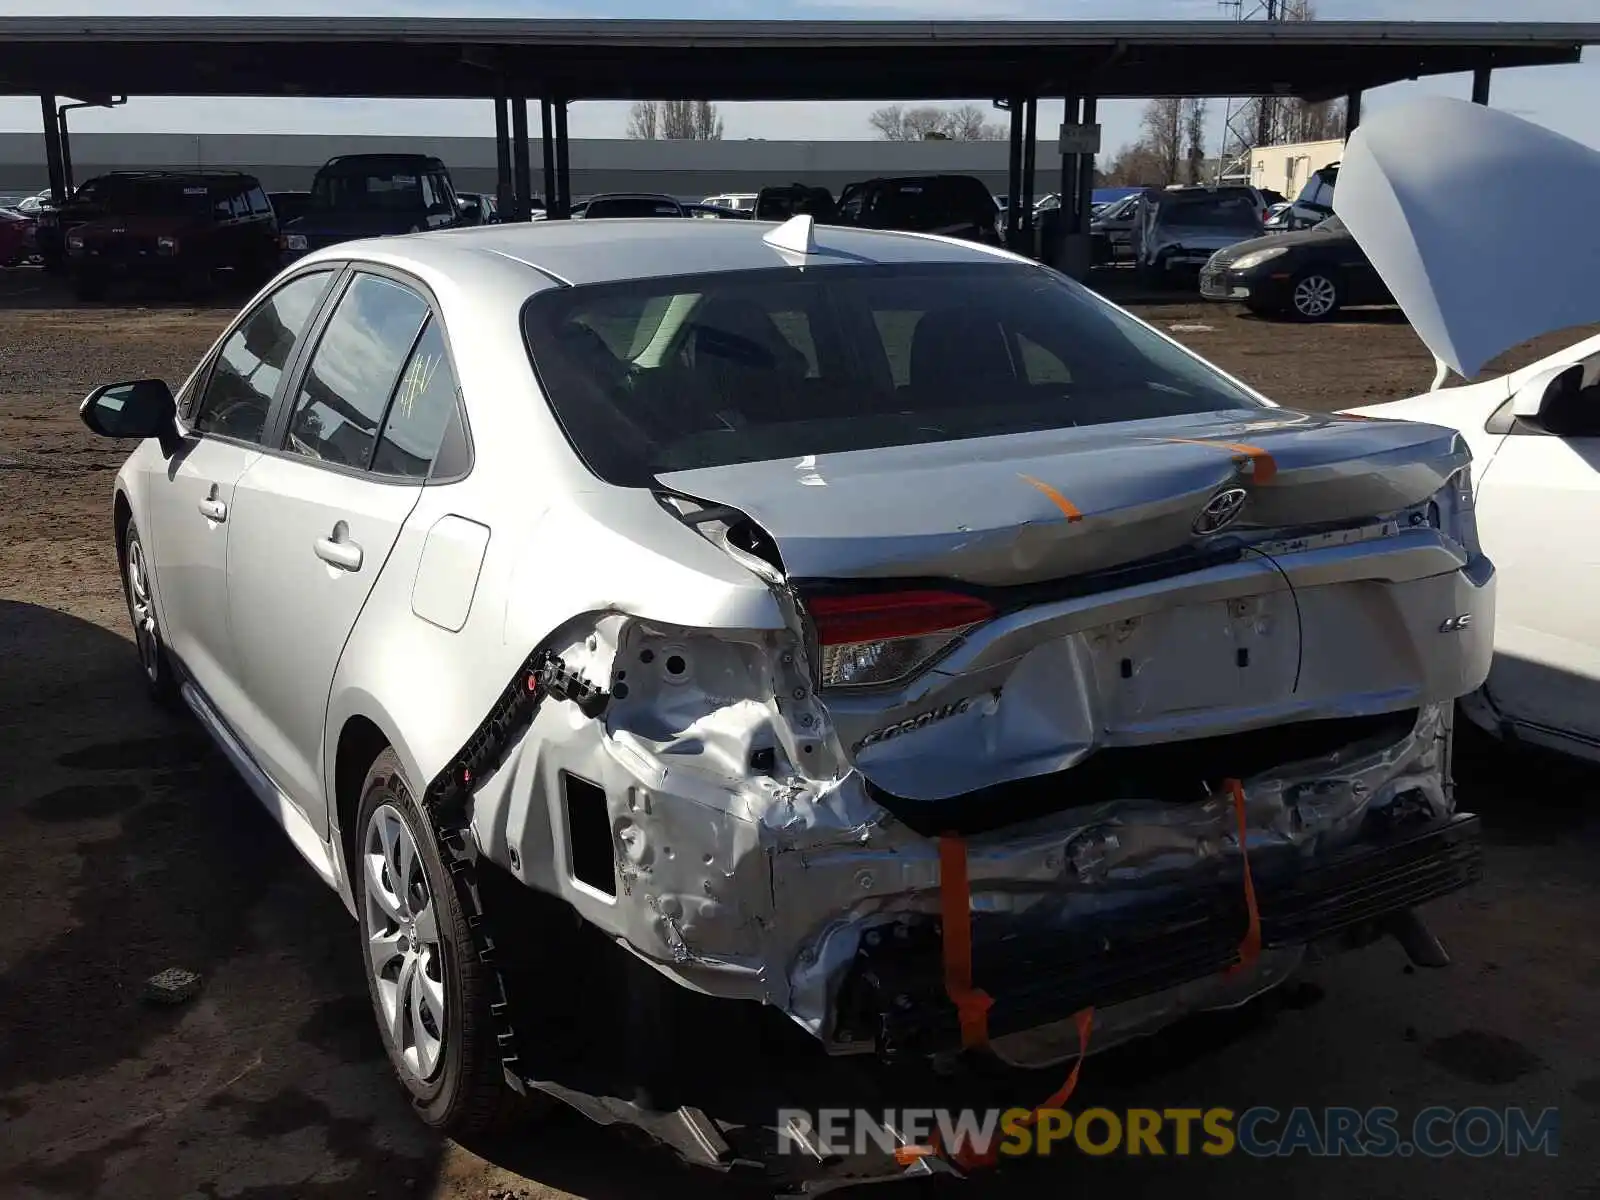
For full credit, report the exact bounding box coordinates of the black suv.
[754,184,838,223]
[280,154,463,263]
[835,175,1002,245]
[63,171,278,299]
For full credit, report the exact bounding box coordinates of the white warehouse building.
[1247,137,1343,200]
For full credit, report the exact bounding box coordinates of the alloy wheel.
[364,802,447,1082]
[125,536,161,684]
[1292,274,1338,319]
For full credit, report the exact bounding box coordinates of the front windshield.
[312,169,425,212]
[522,261,1263,485]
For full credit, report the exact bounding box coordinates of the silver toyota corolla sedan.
[81,214,1494,1162]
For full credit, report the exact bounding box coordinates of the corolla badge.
[1193,487,1249,535]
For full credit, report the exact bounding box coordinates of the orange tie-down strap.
[1160,437,1278,484]
[917,781,1260,1172]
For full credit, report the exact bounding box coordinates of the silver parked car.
[81,214,1492,1160]
[1131,185,1270,286]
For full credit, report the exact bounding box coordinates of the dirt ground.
[2,264,1599,1200]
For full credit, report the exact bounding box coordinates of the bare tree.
[1183,98,1209,184]
[659,100,694,139]
[1139,98,1184,185]
[944,103,1006,140]
[1101,142,1165,187]
[690,99,724,141]
[869,103,1005,141]
[628,99,725,140]
[625,100,658,140]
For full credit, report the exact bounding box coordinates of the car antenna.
[763,213,816,257]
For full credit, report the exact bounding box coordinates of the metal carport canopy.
[0,17,1594,103]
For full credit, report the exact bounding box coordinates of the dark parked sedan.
[1199,215,1391,321]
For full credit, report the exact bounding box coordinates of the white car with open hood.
[79,205,1492,1182]
[1340,97,1600,765]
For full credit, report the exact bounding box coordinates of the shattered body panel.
[469,405,1493,1052]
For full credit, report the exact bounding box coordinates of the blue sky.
[0,0,1595,156]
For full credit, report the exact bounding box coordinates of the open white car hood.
[1335,96,1600,381]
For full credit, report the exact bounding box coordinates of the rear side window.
[522,261,1262,486]
[192,270,334,443]
[283,274,429,469]
[372,319,461,479]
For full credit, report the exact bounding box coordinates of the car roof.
[320,154,445,171]
[94,170,255,184]
[323,217,1018,287]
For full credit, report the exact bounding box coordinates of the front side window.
[284,273,430,469]
[192,270,334,443]
[522,261,1263,485]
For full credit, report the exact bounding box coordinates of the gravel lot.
[2,265,1598,1200]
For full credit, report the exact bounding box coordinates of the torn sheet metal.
[474,606,1458,1046]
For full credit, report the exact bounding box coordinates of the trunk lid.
[656,408,1468,588]
[662,408,1473,806]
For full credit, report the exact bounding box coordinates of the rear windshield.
[585,197,682,219]
[521,261,1263,485]
[313,168,426,212]
[96,179,215,216]
[1158,194,1261,228]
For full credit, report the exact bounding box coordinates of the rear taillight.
[809,590,995,689]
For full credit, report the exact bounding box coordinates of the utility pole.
[1216,0,1286,185]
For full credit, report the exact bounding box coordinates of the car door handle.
[197,497,227,522]
[314,530,364,572]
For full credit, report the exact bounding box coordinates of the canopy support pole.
[39,95,65,205]
[511,96,532,222]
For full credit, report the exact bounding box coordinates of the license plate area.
[1088,593,1300,724]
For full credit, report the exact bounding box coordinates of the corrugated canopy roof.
[0,17,1594,104]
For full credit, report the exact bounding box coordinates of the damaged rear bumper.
[834,811,1482,1058]
[475,685,1474,1056]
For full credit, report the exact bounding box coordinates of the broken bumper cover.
[832,811,1482,1057]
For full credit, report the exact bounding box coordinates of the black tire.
[119,519,180,707]
[1288,268,1342,322]
[355,749,522,1137]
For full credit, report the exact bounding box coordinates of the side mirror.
[79,379,180,457]
[1510,363,1583,420]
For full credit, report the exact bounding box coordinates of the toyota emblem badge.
[1193,487,1249,535]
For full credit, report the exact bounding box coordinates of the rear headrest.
[907,308,1016,389]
